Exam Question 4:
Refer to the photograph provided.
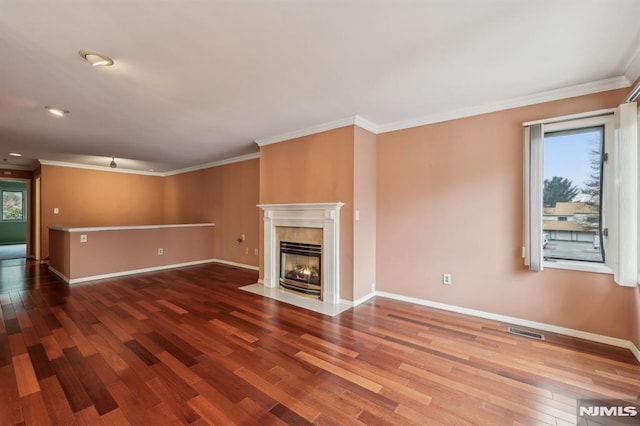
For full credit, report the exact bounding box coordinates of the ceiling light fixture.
[79,50,114,67]
[110,157,117,168]
[8,152,22,157]
[44,106,69,117]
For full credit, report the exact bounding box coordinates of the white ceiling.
[1,0,639,174]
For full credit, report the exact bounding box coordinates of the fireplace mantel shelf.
[257,202,345,211]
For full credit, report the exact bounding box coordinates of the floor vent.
[507,327,545,340]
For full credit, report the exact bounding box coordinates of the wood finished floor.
[0,259,639,425]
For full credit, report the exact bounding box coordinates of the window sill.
[544,260,612,274]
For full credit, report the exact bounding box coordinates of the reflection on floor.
[0,243,26,260]
[240,283,351,316]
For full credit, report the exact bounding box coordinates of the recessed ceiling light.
[79,50,114,67]
[44,106,69,117]
[8,152,22,157]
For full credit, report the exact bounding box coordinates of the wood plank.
[13,352,41,396]
[51,355,93,412]
[39,375,77,426]
[20,391,52,426]
[0,364,23,425]
[27,343,55,380]
[63,346,118,415]
[295,351,383,393]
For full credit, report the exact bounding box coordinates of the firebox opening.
[279,241,322,299]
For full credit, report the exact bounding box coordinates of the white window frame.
[541,115,614,274]
[524,103,638,286]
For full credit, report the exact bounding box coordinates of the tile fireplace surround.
[243,202,350,316]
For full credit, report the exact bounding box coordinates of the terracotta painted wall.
[40,165,165,259]
[376,88,636,341]
[48,229,70,278]
[353,127,377,301]
[64,226,215,280]
[259,126,355,300]
[164,159,260,267]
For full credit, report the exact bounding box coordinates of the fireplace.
[258,202,344,305]
[279,241,322,298]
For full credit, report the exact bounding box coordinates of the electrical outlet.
[53,207,59,214]
[254,248,259,256]
[442,273,452,285]
[80,234,87,243]
[371,282,375,292]
[157,248,164,255]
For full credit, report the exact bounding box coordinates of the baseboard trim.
[48,266,71,283]
[631,342,640,364]
[350,291,376,307]
[60,259,217,284]
[212,259,259,271]
[375,291,636,355]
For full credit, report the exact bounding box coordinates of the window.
[543,123,605,263]
[2,190,25,221]
[524,103,638,287]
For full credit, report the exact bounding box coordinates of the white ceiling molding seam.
[377,76,631,134]
[254,115,378,147]
[38,160,163,176]
[163,152,261,176]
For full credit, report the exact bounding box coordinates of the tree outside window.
[2,191,24,220]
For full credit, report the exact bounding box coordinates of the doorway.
[0,179,28,260]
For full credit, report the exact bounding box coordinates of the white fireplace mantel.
[257,202,344,305]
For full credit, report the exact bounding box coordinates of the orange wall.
[40,165,165,259]
[353,127,377,300]
[67,226,215,280]
[164,159,260,267]
[48,229,70,278]
[376,88,636,340]
[259,126,355,300]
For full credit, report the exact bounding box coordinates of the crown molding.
[38,160,163,176]
[0,163,36,171]
[254,115,379,147]
[353,115,379,134]
[624,47,640,86]
[163,152,260,176]
[377,76,631,133]
[38,153,261,177]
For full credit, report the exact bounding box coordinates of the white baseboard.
[60,259,216,284]
[212,259,259,271]
[376,291,637,358]
[631,342,640,364]
[48,266,70,283]
[349,291,376,307]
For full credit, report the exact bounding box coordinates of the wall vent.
[507,327,545,340]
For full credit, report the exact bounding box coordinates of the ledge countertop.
[48,223,215,232]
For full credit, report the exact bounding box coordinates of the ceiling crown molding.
[254,115,379,147]
[377,76,631,134]
[624,47,640,85]
[163,152,260,176]
[38,160,163,176]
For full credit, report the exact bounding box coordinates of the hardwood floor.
[1,259,638,425]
